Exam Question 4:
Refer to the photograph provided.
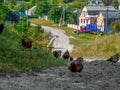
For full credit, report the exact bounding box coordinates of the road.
[0,60,120,90]
[42,26,73,55]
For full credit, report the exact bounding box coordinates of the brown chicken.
[68,57,83,73]
[107,53,120,63]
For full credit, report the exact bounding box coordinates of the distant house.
[79,6,116,32]
[97,11,120,32]
[25,6,36,18]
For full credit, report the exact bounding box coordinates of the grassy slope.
[72,34,120,58]
[0,25,66,73]
[29,19,120,58]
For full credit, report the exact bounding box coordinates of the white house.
[25,6,36,17]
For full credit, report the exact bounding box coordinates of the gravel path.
[42,26,73,55]
[0,60,120,90]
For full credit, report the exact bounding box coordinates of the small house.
[25,6,36,18]
[97,11,120,32]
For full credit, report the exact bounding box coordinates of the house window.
[81,19,82,23]
[86,19,88,23]
[84,19,85,23]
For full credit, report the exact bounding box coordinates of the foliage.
[14,2,31,12]
[35,0,50,16]
[48,6,62,23]
[6,10,20,23]
[7,2,14,9]
[102,0,113,6]
[0,24,66,73]
[65,6,77,24]
[0,2,9,24]
[110,21,120,33]
[69,0,88,8]
[57,0,74,3]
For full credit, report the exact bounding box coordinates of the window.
[84,19,85,23]
[81,19,82,23]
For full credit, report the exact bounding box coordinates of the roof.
[88,11,99,15]
[29,6,36,11]
[85,6,116,11]
[100,11,120,18]
[84,6,116,15]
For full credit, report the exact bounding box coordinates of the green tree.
[102,0,113,6]
[7,2,14,9]
[64,6,77,24]
[0,2,9,24]
[70,0,88,8]
[14,2,30,12]
[35,1,50,16]
[48,6,62,23]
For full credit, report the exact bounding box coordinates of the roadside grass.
[72,33,120,58]
[0,25,66,73]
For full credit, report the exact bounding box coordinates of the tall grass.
[0,25,66,73]
[71,33,120,58]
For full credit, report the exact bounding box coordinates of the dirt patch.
[0,60,120,90]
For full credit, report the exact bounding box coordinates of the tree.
[102,0,113,6]
[35,1,50,16]
[64,6,77,24]
[0,2,9,24]
[14,2,30,12]
[112,0,119,9]
[57,0,74,3]
[70,0,88,8]
[4,0,16,5]
[48,6,62,23]
[110,21,120,33]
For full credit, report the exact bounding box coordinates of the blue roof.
[18,12,25,17]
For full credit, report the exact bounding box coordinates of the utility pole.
[77,8,79,30]
[105,6,108,33]
[63,4,65,25]
[59,4,65,26]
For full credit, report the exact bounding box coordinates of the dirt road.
[42,26,73,55]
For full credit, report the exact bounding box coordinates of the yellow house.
[97,11,120,32]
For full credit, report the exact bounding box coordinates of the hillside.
[0,25,66,73]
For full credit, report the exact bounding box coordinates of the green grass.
[0,25,66,73]
[71,34,120,58]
